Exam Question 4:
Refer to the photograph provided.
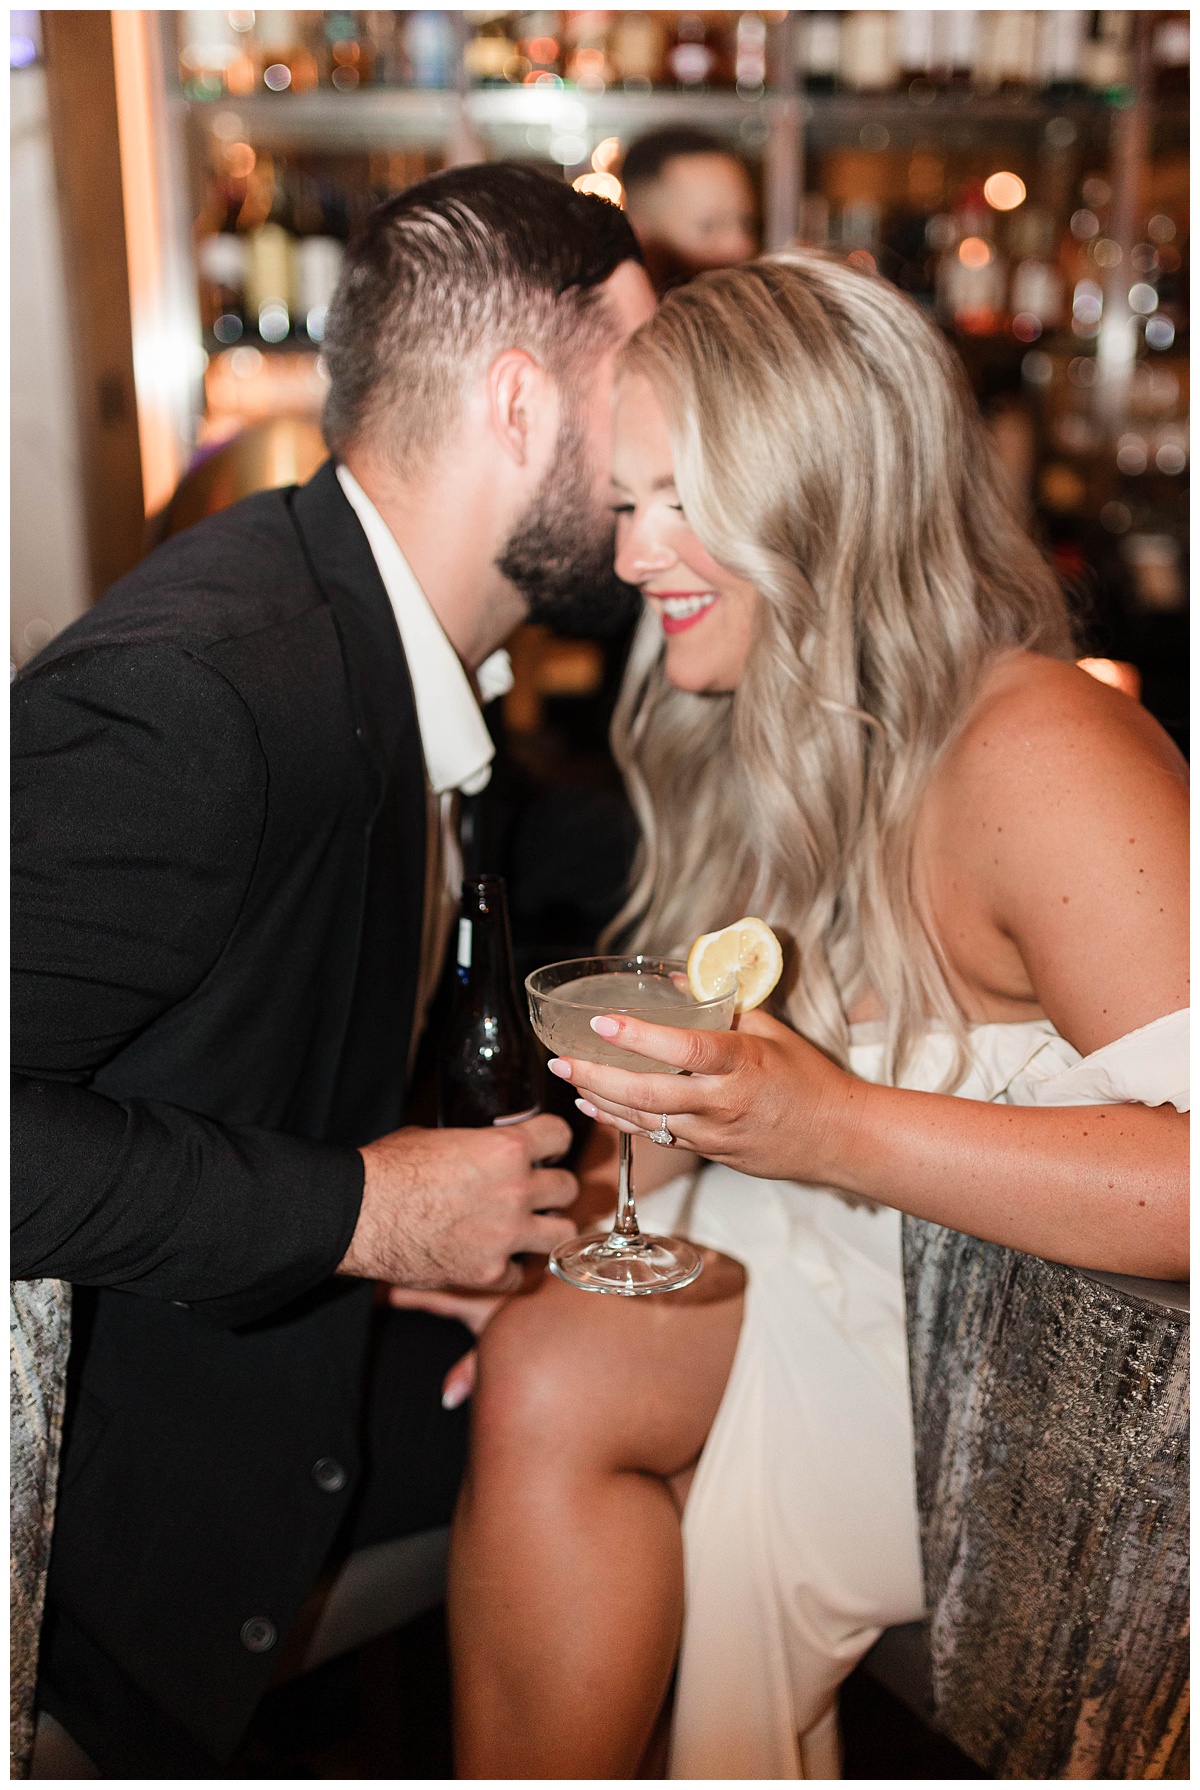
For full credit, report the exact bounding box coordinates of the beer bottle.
[438,875,543,1128]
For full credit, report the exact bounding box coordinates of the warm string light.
[958,237,991,270]
[572,171,623,206]
[1077,659,1142,701]
[983,171,1026,212]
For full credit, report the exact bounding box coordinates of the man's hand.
[339,1115,577,1292]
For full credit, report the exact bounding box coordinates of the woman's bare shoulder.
[943,652,1187,797]
[926,651,1188,1050]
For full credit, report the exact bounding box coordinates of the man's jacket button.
[312,1456,348,1493]
[240,1617,277,1653]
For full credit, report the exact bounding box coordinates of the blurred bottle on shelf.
[295,236,344,344]
[1036,9,1086,97]
[245,220,295,344]
[611,11,664,89]
[197,233,248,341]
[251,10,319,94]
[611,11,665,90]
[1083,12,1132,99]
[1152,13,1190,100]
[222,10,259,96]
[733,12,768,97]
[666,13,717,90]
[516,11,564,83]
[1008,204,1065,342]
[973,12,1039,93]
[932,11,979,90]
[894,9,934,89]
[798,11,840,94]
[564,12,614,92]
[405,10,455,88]
[935,199,1005,336]
[839,11,896,93]
[318,11,374,90]
[178,10,241,98]
[362,12,410,85]
[463,14,520,86]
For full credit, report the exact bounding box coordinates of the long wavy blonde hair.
[604,252,1074,1086]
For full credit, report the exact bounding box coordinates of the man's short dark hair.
[621,127,739,193]
[323,162,642,472]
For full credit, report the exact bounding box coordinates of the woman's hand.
[384,1284,510,1408]
[548,1008,863,1186]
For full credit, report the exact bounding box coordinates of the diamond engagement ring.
[648,1114,674,1146]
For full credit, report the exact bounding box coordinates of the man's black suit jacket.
[12,462,433,1766]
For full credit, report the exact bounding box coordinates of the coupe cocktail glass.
[525,955,736,1294]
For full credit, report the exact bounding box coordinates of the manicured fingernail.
[547,1058,572,1080]
[590,1015,620,1038]
[575,1098,599,1119]
[442,1383,468,1411]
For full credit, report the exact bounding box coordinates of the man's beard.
[495,411,641,638]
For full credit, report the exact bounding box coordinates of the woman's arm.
[553,664,1189,1280]
[557,1014,1187,1279]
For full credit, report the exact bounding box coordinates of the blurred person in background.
[11,164,652,1776]
[622,126,758,294]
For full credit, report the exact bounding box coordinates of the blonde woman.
[444,255,1189,1778]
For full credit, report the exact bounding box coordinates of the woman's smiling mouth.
[652,592,718,634]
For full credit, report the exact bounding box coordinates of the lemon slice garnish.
[686,917,783,1014]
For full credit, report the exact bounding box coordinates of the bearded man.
[12,164,654,1775]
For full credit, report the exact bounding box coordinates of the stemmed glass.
[525,955,737,1294]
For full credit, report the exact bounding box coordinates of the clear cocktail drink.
[526,956,736,1294]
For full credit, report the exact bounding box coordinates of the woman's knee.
[470,1257,746,1477]
[471,1280,589,1460]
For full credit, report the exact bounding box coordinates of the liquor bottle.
[197,231,248,342]
[612,11,664,89]
[252,10,320,93]
[405,10,455,88]
[363,11,409,86]
[1152,14,1190,102]
[320,11,373,90]
[1083,12,1131,97]
[178,11,240,98]
[516,11,564,81]
[733,11,767,95]
[895,10,933,87]
[463,17,519,87]
[839,11,896,92]
[934,11,979,89]
[438,876,544,1129]
[1036,9,1086,96]
[667,13,716,89]
[977,12,1038,92]
[295,235,343,343]
[800,11,841,92]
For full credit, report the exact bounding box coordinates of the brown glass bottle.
[438,876,543,1129]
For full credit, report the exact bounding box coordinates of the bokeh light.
[983,172,1026,212]
[1077,658,1141,699]
[223,141,256,179]
[591,136,621,174]
[572,171,623,205]
[958,237,991,270]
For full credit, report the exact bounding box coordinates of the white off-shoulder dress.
[633,1009,1190,1780]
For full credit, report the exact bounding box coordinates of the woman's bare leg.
[449,1251,745,1779]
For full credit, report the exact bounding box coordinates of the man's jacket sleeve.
[11,643,365,1327]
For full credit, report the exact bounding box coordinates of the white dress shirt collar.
[336,463,511,797]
